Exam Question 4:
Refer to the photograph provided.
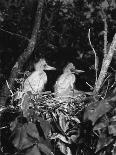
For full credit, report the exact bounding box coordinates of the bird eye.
[43,64,47,68]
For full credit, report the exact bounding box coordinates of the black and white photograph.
[0,0,116,154]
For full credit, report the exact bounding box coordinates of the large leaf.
[108,116,116,136]
[36,117,51,139]
[58,111,68,132]
[11,120,52,153]
[51,132,72,154]
[25,122,40,139]
[24,145,41,155]
[93,116,109,131]
[84,99,112,124]
[50,112,68,138]
[108,125,116,136]
[23,144,53,155]
[96,132,113,153]
[51,133,70,144]
[11,118,40,150]
[11,124,33,150]
[37,143,54,155]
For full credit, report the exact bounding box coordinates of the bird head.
[64,63,84,74]
[34,59,56,71]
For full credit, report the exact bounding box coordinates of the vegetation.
[0,0,116,154]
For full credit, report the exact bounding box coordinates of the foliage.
[1,0,116,154]
[0,69,116,155]
[0,0,116,86]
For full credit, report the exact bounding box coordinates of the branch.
[0,0,45,105]
[0,27,29,41]
[100,7,108,58]
[6,80,13,96]
[88,29,98,83]
[103,79,109,99]
[103,16,108,58]
[86,82,94,90]
[94,33,116,94]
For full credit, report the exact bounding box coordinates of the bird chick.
[54,63,84,101]
[23,59,56,94]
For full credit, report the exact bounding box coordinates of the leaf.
[0,106,6,113]
[10,117,18,131]
[50,112,67,138]
[84,99,112,125]
[93,122,107,131]
[57,140,68,155]
[70,135,79,143]
[51,133,70,144]
[101,0,109,10]
[108,124,116,136]
[111,142,116,155]
[93,116,109,131]
[10,116,28,131]
[37,143,54,155]
[36,117,51,139]
[58,112,67,132]
[70,116,80,123]
[96,132,112,152]
[35,121,46,140]
[12,125,33,150]
[35,119,52,150]
[26,122,40,140]
[11,120,39,150]
[24,145,41,155]
[108,116,116,136]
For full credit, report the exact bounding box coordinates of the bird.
[23,59,56,94]
[54,63,84,101]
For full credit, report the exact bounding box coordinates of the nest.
[16,91,88,121]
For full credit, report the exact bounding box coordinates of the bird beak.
[45,65,56,70]
[71,69,85,74]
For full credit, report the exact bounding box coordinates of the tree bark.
[103,17,108,58]
[0,0,44,105]
[94,33,116,94]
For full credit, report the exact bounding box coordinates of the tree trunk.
[94,33,116,94]
[0,0,44,106]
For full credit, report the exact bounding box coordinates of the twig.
[103,79,109,99]
[6,80,14,96]
[109,66,116,72]
[0,126,8,129]
[100,73,111,89]
[109,73,116,90]
[86,82,94,90]
[0,27,29,41]
[88,29,98,83]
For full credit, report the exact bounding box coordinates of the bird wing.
[23,71,47,93]
[36,72,47,93]
[55,73,75,94]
